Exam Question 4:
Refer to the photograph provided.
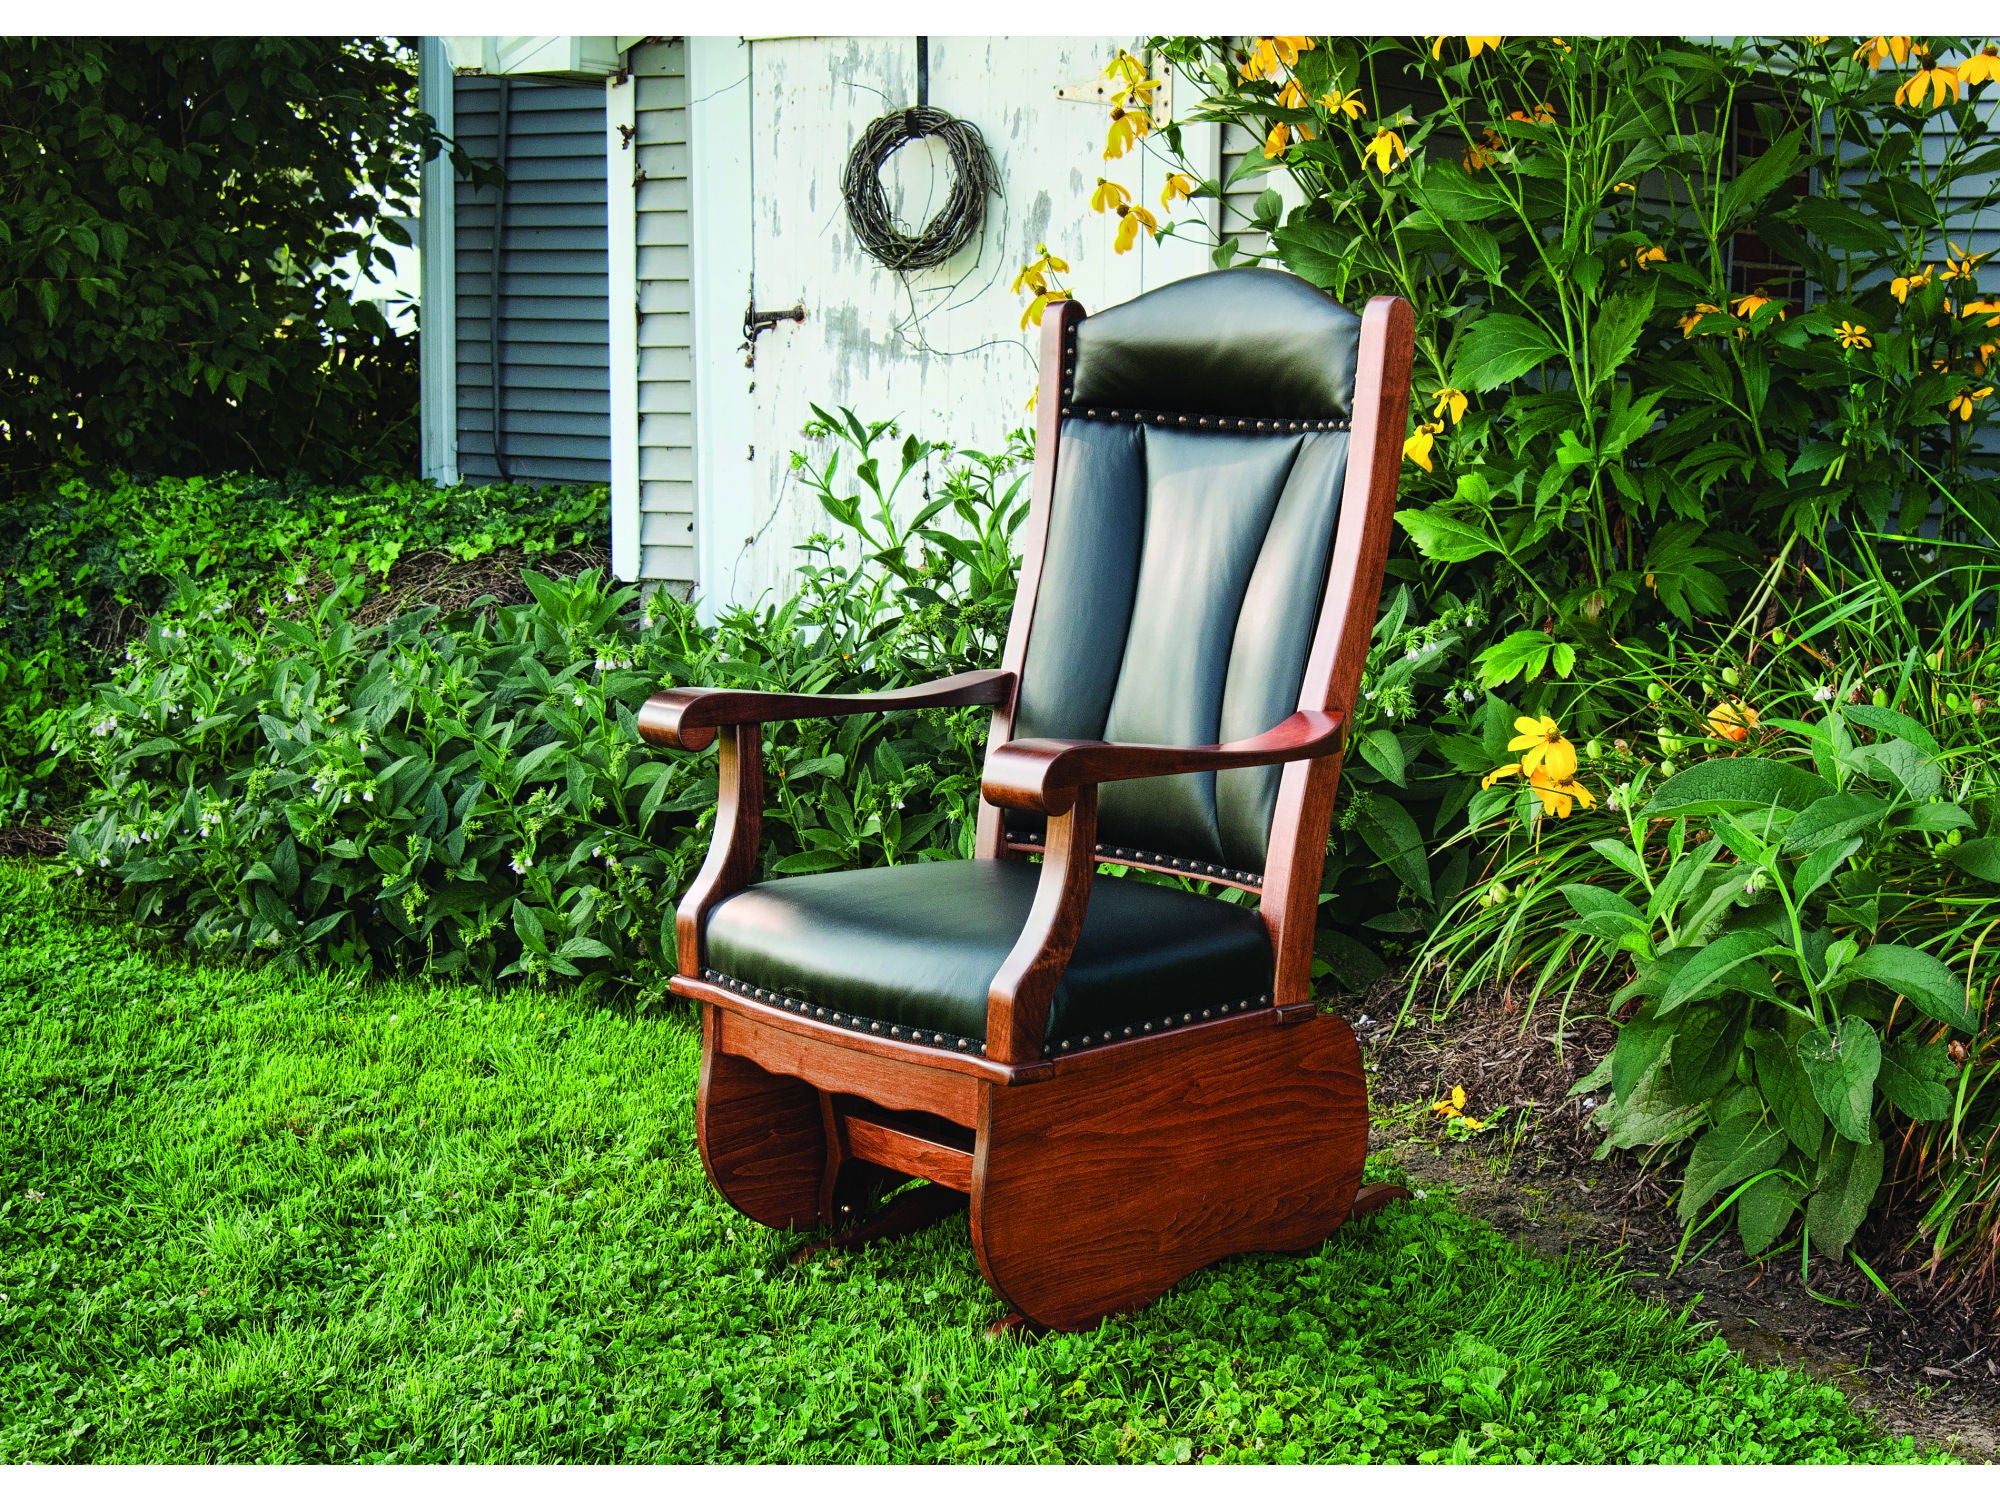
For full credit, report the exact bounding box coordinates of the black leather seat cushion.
[702,859,1274,1049]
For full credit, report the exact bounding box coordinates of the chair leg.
[971,1012,1370,1331]
[697,1008,827,1230]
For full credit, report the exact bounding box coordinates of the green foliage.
[0,472,606,818]
[1155,35,2000,654]
[51,417,1028,989]
[0,864,1926,1463]
[0,38,443,490]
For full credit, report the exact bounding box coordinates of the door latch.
[743,301,807,367]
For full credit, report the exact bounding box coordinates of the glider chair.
[640,267,1415,1331]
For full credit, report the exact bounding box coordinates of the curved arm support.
[639,669,1015,752]
[984,785,1097,1066]
[981,709,1346,816]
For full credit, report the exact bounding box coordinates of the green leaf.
[1589,838,1646,881]
[1719,127,1802,227]
[1439,219,1502,281]
[1750,1028,1826,1156]
[1357,729,1407,787]
[1787,195,1899,255]
[1794,835,1862,904]
[1356,794,1432,902]
[1680,1119,1787,1223]
[1450,314,1564,393]
[1947,837,2000,882]
[1876,1033,1957,1122]
[556,936,616,961]
[1660,928,1779,1014]
[1846,739,1940,800]
[511,900,547,952]
[1779,791,1889,853]
[1586,282,1657,387]
[1473,629,1556,688]
[1797,1018,1881,1145]
[1644,757,1832,818]
[772,849,848,875]
[1738,1172,1803,1257]
[1394,509,1501,563]
[1670,1001,1750,1103]
[1611,1011,1672,1103]
[1806,1135,1884,1259]
[1269,220,1349,288]
[1843,703,1941,758]
[1843,943,1974,1032]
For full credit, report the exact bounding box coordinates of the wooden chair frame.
[639,292,1415,1329]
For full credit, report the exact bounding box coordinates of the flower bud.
[1659,759,1678,777]
[1721,666,1740,688]
[1586,738,1604,762]
[1487,880,1511,905]
[1769,628,1787,646]
[1872,687,1888,708]
[1947,828,1963,848]
[1647,682,1664,703]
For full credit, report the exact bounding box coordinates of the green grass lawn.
[0,861,1930,1463]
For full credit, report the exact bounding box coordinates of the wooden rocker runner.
[641,267,1416,1330]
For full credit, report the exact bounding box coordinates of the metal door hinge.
[1055,55,1173,127]
[742,301,806,367]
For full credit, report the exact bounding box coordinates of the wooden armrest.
[980,709,1346,816]
[637,669,1015,751]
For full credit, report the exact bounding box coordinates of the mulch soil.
[1360,976,2000,1460]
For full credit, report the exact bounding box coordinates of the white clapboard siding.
[632,40,697,587]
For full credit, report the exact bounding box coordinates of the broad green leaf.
[1559,884,1646,925]
[511,899,547,952]
[1439,218,1502,280]
[1680,1119,1787,1223]
[1394,509,1501,563]
[1797,1017,1881,1144]
[1846,739,1940,800]
[1794,834,1862,903]
[1876,1033,1957,1122]
[1450,313,1564,393]
[1843,703,1940,758]
[1474,629,1557,688]
[1720,127,1802,227]
[1269,220,1349,287]
[1843,943,1974,1031]
[1670,1001,1750,1103]
[1750,1028,1826,1156]
[1358,728,1408,787]
[772,849,848,875]
[1738,1172,1803,1257]
[1586,282,1657,387]
[1779,790,1888,852]
[1645,757,1832,818]
[1901,802,1974,833]
[1610,1010,1672,1102]
[1660,928,1779,1014]
[1589,838,1647,881]
[1806,1135,1884,1259]
[1946,836,2000,883]
[1356,793,1432,902]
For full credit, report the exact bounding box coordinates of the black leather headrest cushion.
[1067,267,1362,422]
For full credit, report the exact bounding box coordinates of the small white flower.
[1404,647,1421,662]
[362,790,373,802]
[98,856,110,867]
[343,792,353,805]
[1812,684,1835,703]
[1460,688,1475,704]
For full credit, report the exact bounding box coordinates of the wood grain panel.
[695,1007,826,1230]
[971,1012,1369,1330]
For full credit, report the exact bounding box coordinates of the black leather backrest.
[1007,268,1362,875]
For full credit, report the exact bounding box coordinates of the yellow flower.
[1364,127,1408,173]
[1019,289,1068,331]
[1890,267,1933,302]
[1835,320,1873,350]
[1707,700,1761,743]
[1323,87,1367,120]
[1731,291,1783,320]
[1632,245,1667,269]
[1508,713,1579,781]
[1161,172,1197,208]
[1432,36,1502,60]
[1403,419,1444,472]
[1103,105,1150,159]
[1507,101,1557,125]
[1462,128,1503,172]
[1090,177,1130,214]
[1678,302,1724,337]
[1612,181,1636,192]
[1432,387,1468,425]
[1854,36,1921,69]
[1103,49,1146,88]
[1965,299,2000,326]
[1526,767,1596,818]
[1432,1085,1471,1119]
[1241,35,1313,81]
[1897,62,1961,110]
[1265,120,1292,158]
[1942,242,1991,281]
[1277,77,1309,110]
[1950,385,1995,421]
[1112,202,1158,255]
[1960,47,2000,85]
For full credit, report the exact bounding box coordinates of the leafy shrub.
[1417,551,2000,1277]
[54,417,1029,992]
[0,38,445,491]
[0,472,607,818]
